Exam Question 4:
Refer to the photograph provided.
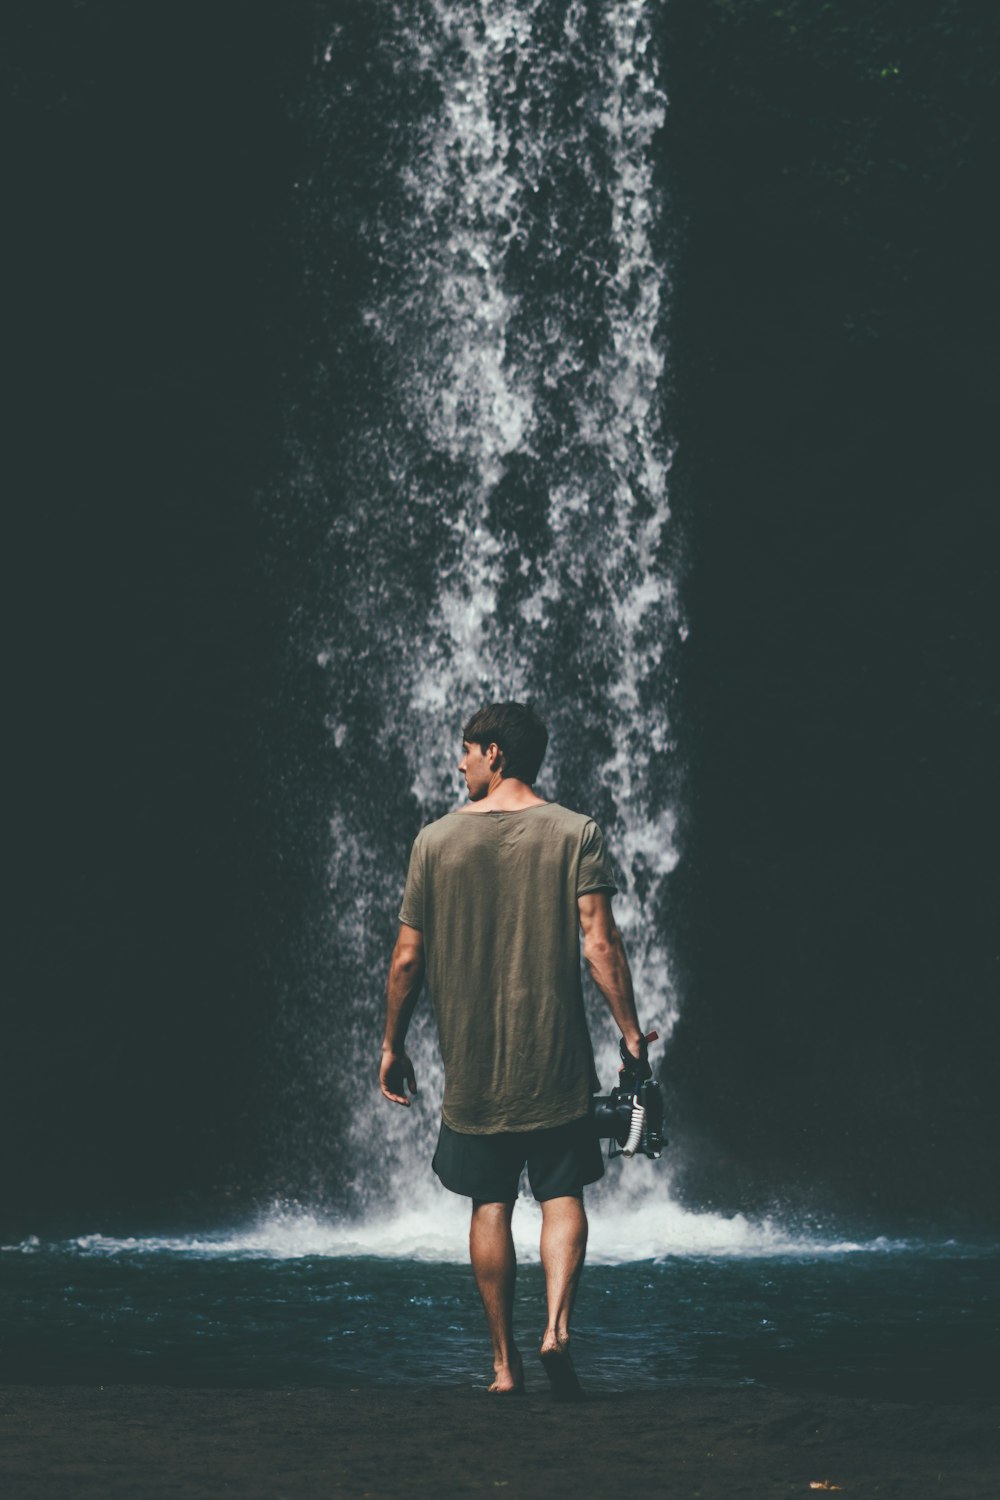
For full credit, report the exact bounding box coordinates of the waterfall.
[278,0,684,1234]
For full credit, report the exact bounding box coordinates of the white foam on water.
[2,1198,918,1265]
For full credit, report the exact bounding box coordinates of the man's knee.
[540,1194,589,1234]
[471,1199,516,1224]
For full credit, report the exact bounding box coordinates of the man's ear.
[488,741,504,771]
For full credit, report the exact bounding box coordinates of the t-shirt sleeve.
[398,834,426,929]
[577,819,618,897]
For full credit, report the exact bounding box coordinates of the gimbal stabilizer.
[592,1031,665,1160]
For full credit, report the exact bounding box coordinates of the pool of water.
[3,1204,996,1401]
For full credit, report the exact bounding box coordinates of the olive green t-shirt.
[398,802,617,1134]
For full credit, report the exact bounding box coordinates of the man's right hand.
[380,1048,418,1106]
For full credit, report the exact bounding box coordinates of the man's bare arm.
[578,892,645,1060]
[380,923,426,1105]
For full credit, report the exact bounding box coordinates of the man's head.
[460,702,549,797]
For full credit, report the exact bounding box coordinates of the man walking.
[380,702,647,1397]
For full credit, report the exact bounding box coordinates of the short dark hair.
[463,702,549,786]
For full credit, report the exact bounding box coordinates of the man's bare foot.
[539,1333,585,1401]
[487,1350,524,1394]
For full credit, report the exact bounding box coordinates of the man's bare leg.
[469,1201,523,1393]
[538,1193,588,1399]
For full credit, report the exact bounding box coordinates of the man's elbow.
[392,947,425,980]
[583,928,620,965]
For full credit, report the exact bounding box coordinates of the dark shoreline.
[2,1382,997,1499]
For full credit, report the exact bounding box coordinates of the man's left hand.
[620,1034,653,1080]
[380,1048,418,1106]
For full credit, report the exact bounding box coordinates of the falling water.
[275,0,688,1244]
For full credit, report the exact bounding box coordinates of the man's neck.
[465,778,548,812]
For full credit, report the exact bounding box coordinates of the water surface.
[4,1203,995,1402]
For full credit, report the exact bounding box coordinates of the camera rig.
[593,1031,665,1160]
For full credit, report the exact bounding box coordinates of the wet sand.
[1,1381,997,1499]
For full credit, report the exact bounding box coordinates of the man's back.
[399,803,617,1133]
[381,703,647,1397]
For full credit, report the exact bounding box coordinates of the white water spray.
[296,0,695,1250]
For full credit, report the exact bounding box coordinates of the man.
[380,702,647,1398]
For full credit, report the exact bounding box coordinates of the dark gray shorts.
[432,1108,605,1203]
